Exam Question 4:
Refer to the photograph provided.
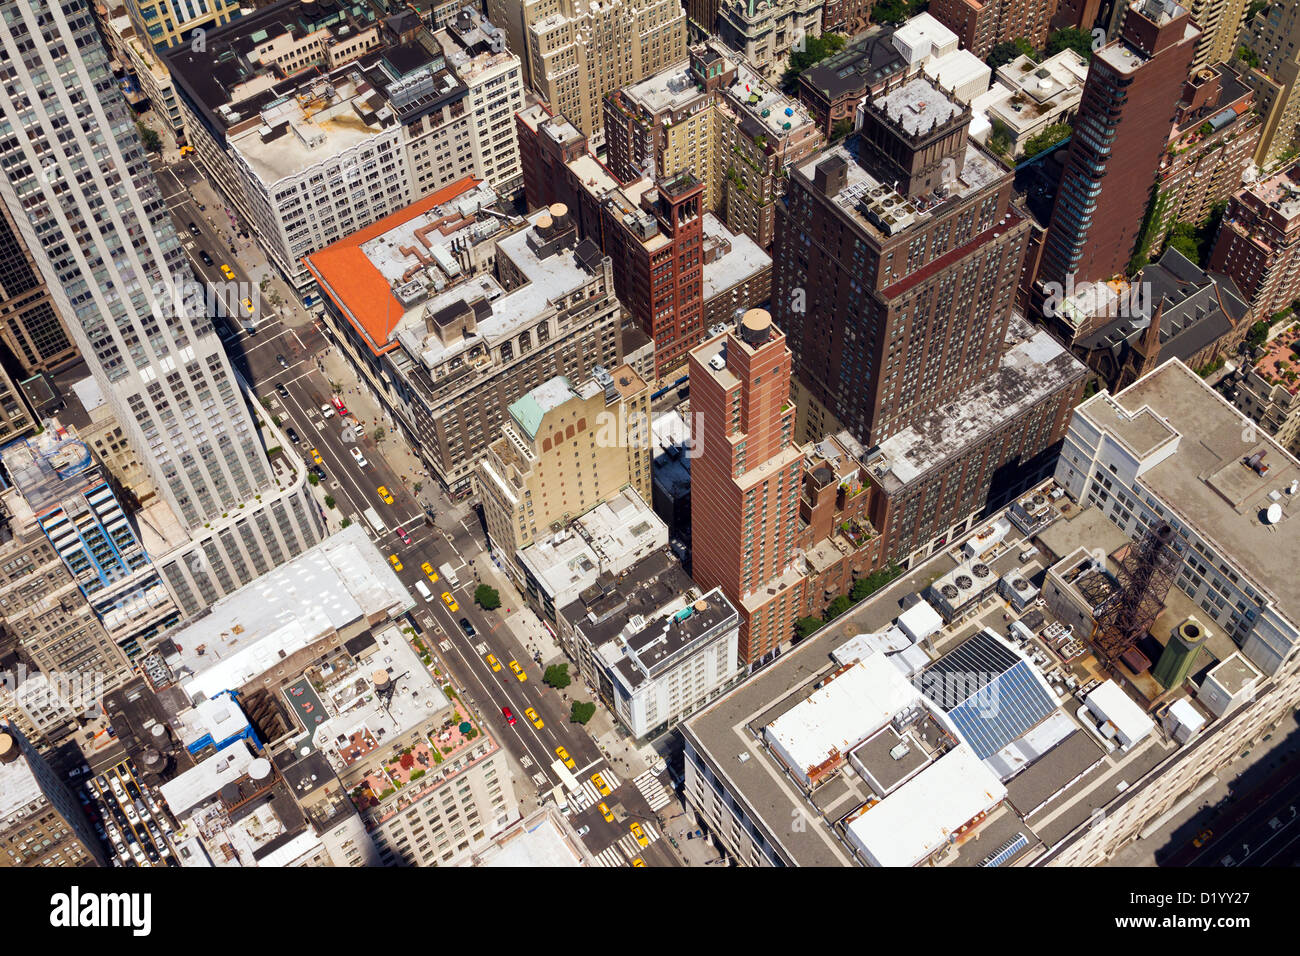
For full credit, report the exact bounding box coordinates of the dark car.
[276,353,288,368]
[198,250,213,266]
[286,427,300,443]
[311,465,327,481]
[459,618,476,637]
[187,221,200,237]
[275,383,288,398]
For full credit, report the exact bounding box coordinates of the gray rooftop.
[1081,360,1300,625]
[872,78,962,136]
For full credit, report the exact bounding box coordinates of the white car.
[320,404,335,419]
[350,447,368,467]
[130,843,146,865]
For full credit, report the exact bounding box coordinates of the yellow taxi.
[178,145,195,156]
[598,801,614,823]
[441,591,458,612]
[388,554,402,572]
[377,486,394,505]
[509,660,526,682]
[524,707,543,729]
[629,822,649,848]
[555,746,575,769]
[421,562,438,582]
[242,297,254,314]
[486,654,501,672]
[631,857,645,867]
[591,772,611,797]
[310,448,323,465]
[220,264,235,280]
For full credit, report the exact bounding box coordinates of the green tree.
[1236,44,1260,68]
[324,495,336,509]
[850,563,903,602]
[474,584,501,610]
[570,701,596,725]
[825,594,853,619]
[987,118,1014,158]
[831,118,855,141]
[544,664,572,689]
[1046,27,1095,61]
[136,122,162,152]
[1246,320,1270,350]
[1022,122,1073,159]
[782,32,847,88]
[372,426,386,442]
[341,517,353,529]
[795,616,823,639]
[307,472,319,486]
[987,37,1036,69]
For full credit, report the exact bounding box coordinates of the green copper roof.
[508,376,576,440]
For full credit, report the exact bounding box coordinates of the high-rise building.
[602,41,824,250]
[0,0,324,618]
[0,724,108,867]
[689,310,806,667]
[166,2,524,298]
[1144,62,1259,254]
[121,0,241,50]
[478,366,652,571]
[1038,0,1199,291]
[1207,160,1300,320]
[716,0,824,82]
[0,188,76,376]
[774,79,1030,447]
[1184,0,1250,74]
[928,0,1058,59]
[485,0,687,148]
[1239,2,1300,167]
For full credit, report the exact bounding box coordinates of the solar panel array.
[980,832,1030,867]
[915,631,1057,759]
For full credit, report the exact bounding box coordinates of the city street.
[154,155,677,867]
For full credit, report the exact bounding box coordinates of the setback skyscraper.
[0,0,322,617]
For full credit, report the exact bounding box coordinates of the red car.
[396,526,411,544]
[502,706,516,725]
[331,396,348,415]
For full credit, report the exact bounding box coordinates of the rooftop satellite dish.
[1265,503,1283,524]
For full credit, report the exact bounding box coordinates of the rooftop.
[701,213,771,301]
[800,25,909,101]
[871,315,1086,490]
[163,524,414,700]
[872,77,963,136]
[563,549,693,647]
[1080,360,1300,626]
[601,587,738,694]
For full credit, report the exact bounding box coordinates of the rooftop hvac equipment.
[971,562,990,579]
[248,758,272,782]
[708,353,726,371]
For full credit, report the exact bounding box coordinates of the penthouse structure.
[1207,161,1300,321]
[477,366,652,572]
[486,0,686,148]
[602,41,823,250]
[973,49,1089,159]
[305,180,630,496]
[1220,320,1300,455]
[716,0,824,81]
[1038,0,1200,290]
[166,1,523,297]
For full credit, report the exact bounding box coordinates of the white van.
[414,580,434,603]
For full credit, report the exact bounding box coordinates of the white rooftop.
[892,12,958,65]
[764,656,923,787]
[897,599,943,643]
[480,809,588,867]
[845,743,1007,866]
[0,743,43,821]
[1086,680,1155,748]
[170,524,413,700]
[158,742,259,817]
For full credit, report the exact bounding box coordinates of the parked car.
[187,222,200,237]
[350,447,368,467]
[275,383,288,398]
[285,427,300,443]
[320,403,335,419]
[198,250,213,266]
[276,354,288,368]
[311,465,327,481]
[459,618,476,637]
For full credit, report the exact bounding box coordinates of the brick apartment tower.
[1038,0,1199,291]
[929,0,1058,59]
[773,77,1031,447]
[689,310,806,669]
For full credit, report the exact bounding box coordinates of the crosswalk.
[576,768,620,807]
[592,845,624,868]
[616,820,659,857]
[633,770,672,812]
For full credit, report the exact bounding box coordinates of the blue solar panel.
[917,632,1057,759]
[981,833,1029,867]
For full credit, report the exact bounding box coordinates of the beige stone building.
[1186,0,1250,74]
[487,0,686,147]
[478,365,652,565]
[1240,1,1300,168]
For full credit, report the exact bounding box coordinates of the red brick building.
[928,0,1058,59]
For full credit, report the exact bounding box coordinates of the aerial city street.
[0,0,1297,889]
